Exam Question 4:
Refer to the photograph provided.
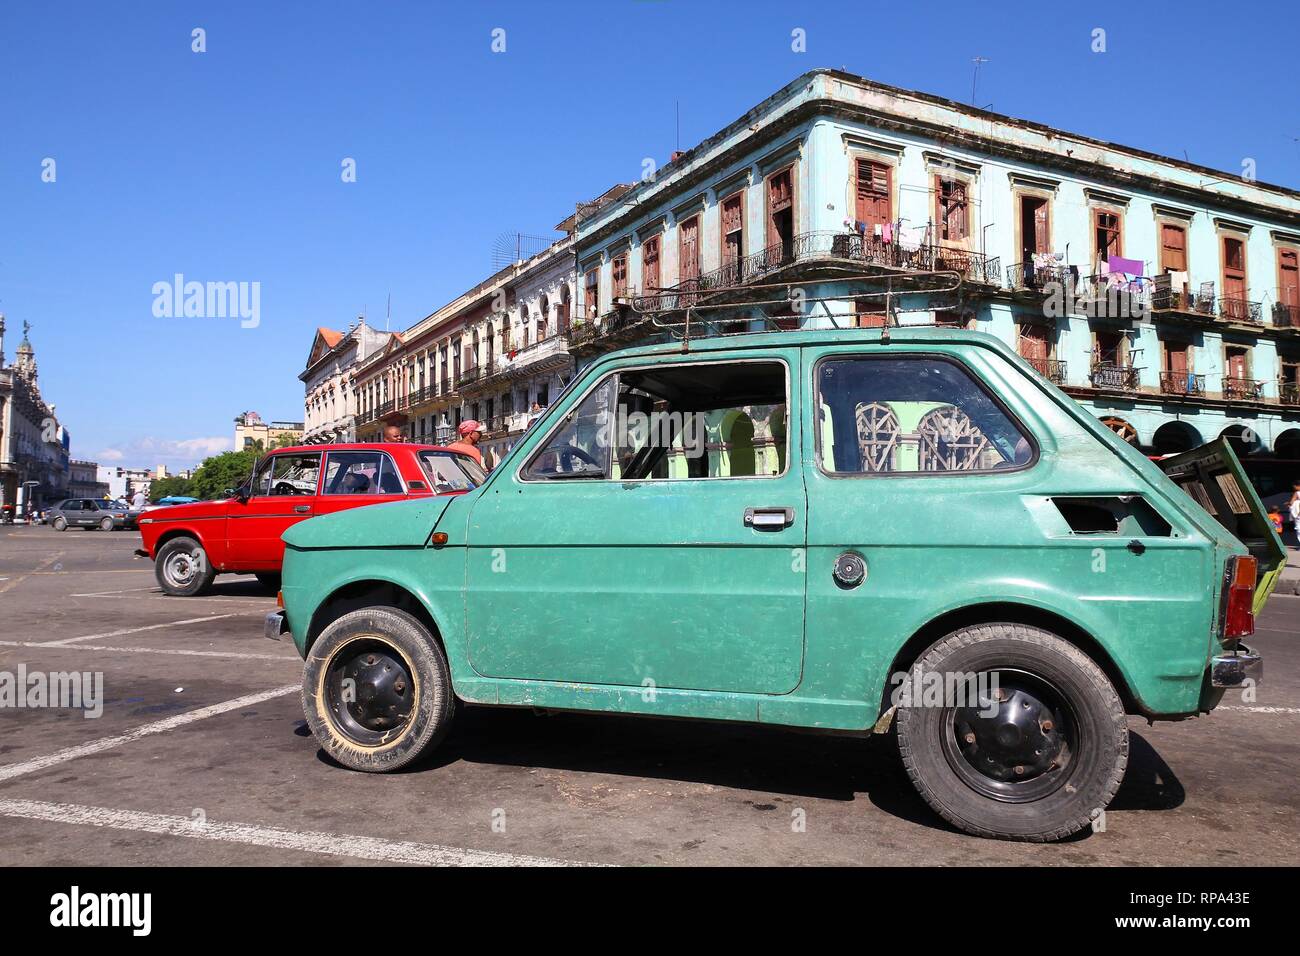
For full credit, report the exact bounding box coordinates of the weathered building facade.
[353,238,578,470]
[300,319,392,444]
[571,70,1300,484]
[0,318,70,513]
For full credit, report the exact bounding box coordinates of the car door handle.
[744,507,794,530]
[294,505,312,514]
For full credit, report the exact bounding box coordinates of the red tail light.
[1224,556,1257,638]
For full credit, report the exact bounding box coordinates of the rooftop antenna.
[386,292,391,332]
[970,56,989,106]
[675,100,680,153]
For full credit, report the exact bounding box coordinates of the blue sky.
[2,0,1295,470]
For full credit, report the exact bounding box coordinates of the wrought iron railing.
[1281,382,1300,406]
[632,231,1002,315]
[456,366,481,389]
[1272,303,1300,328]
[1222,376,1264,401]
[1006,262,1072,293]
[1090,361,1141,391]
[1022,356,1067,384]
[1076,274,1150,318]
[1219,297,1263,323]
[375,401,393,418]
[1160,370,1206,396]
[1150,286,1216,316]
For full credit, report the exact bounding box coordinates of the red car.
[136,443,484,596]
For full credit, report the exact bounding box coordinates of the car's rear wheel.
[895,623,1128,842]
[303,607,454,773]
[51,516,67,531]
[99,516,115,532]
[155,536,216,596]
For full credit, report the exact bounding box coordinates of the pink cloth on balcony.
[1108,255,1144,277]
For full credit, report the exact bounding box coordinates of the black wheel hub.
[325,642,415,746]
[943,671,1074,803]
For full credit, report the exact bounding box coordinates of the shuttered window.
[1160,224,1187,273]
[936,178,969,241]
[1094,210,1123,262]
[584,268,599,318]
[612,254,628,299]
[766,167,794,252]
[721,192,744,266]
[642,235,660,291]
[1222,237,1247,316]
[854,159,891,232]
[679,216,700,282]
[1278,248,1298,309]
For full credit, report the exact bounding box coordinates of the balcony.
[1281,382,1300,406]
[490,334,573,381]
[456,366,481,389]
[1218,297,1263,324]
[1272,303,1300,329]
[633,231,1002,315]
[1222,376,1264,401]
[1159,370,1206,396]
[1006,262,1071,294]
[1075,274,1149,320]
[1089,361,1141,392]
[1021,356,1067,385]
[1150,285,1217,318]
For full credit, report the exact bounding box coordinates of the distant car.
[135,443,484,596]
[140,496,200,513]
[47,498,139,532]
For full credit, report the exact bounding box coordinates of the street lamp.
[436,414,452,444]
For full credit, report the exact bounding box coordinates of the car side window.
[253,454,321,496]
[62,500,81,512]
[522,377,615,480]
[323,451,403,495]
[522,361,789,481]
[817,356,1034,474]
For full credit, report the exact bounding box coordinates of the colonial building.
[68,459,110,499]
[571,69,1300,484]
[353,237,578,470]
[0,317,70,514]
[234,412,304,451]
[299,319,392,444]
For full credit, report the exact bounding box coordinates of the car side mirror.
[227,486,250,503]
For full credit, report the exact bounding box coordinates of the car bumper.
[1211,644,1263,688]
[264,609,289,642]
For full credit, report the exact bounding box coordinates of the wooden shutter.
[1032,200,1050,254]
[1018,324,1049,361]
[1095,210,1122,261]
[1160,224,1187,273]
[585,268,599,317]
[1223,237,1247,316]
[1278,248,1299,308]
[612,255,627,299]
[937,178,969,241]
[1165,342,1189,373]
[679,216,699,281]
[642,236,660,290]
[855,160,891,232]
[721,193,743,265]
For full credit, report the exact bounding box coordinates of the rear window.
[419,452,485,492]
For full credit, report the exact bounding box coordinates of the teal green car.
[269,328,1281,842]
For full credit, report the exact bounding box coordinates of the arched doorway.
[1274,428,1300,463]
[1152,420,1201,456]
[1100,416,1139,445]
[1220,423,1263,458]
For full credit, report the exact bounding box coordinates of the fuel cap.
[833,551,867,589]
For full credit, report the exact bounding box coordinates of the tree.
[189,450,259,500]
[149,476,194,502]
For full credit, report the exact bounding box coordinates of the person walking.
[131,489,146,511]
[447,420,484,467]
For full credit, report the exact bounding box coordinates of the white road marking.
[0,799,592,866]
[68,592,273,607]
[37,612,260,646]
[1218,705,1300,714]
[0,684,298,784]
[69,586,160,597]
[0,552,64,594]
[0,640,294,662]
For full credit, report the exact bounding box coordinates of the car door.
[314,449,408,518]
[464,350,806,695]
[226,452,322,570]
[78,500,99,527]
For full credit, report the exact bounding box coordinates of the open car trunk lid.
[1157,438,1286,612]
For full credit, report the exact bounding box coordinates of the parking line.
[0,799,592,866]
[0,640,294,662]
[1218,705,1300,714]
[0,552,64,594]
[68,587,160,597]
[0,684,299,784]
[37,612,260,646]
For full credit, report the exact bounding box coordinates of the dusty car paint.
[281,328,1256,729]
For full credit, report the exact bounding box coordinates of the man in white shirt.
[131,489,146,511]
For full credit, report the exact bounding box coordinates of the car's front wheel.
[303,607,455,773]
[895,623,1128,842]
[155,536,216,596]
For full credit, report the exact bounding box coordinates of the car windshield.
[419,452,485,492]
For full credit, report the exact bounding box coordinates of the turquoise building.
[572,70,1300,492]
